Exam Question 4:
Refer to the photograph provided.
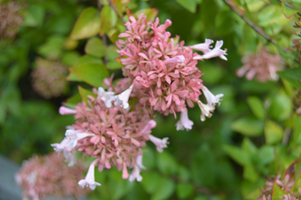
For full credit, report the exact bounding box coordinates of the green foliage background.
[1,0,301,199]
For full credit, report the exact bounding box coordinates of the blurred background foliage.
[1,0,301,199]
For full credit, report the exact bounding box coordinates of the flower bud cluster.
[16,153,88,200]
[236,48,283,82]
[0,0,23,40]
[31,58,69,99]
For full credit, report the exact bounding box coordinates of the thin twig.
[102,35,108,65]
[108,0,126,25]
[223,0,301,64]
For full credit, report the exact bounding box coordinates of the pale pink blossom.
[201,86,223,105]
[149,135,168,152]
[197,100,215,121]
[114,83,134,109]
[193,40,227,60]
[59,106,77,115]
[190,39,213,53]
[129,164,143,182]
[98,87,116,108]
[78,160,101,190]
[176,111,194,131]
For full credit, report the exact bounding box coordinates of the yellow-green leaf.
[70,7,100,40]
[69,63,109,87]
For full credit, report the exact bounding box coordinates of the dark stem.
[223,0,301,64]
[102,35,108,65]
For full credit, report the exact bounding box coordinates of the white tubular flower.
[78,160,101,190]
[98,87,116,108]
[114,83,134,109]
[193,40,227,61]
[201,85,223,106]
[176,110,194,131]
[190,39,213,54]
[129,164,143,182]
[149,135,169,152]
[197,100,215,122]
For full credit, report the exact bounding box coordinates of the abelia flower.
[236,48,283,82]
[78,159,101,190]
[193,40,227,61]
[197,100,215,122]
[176,110,194,131]
[98,87,116,108]
[190,39,213,54]
[114,83,134,109]
[148,135,168,152]
[16,153,88,200]
[201,86,223,106]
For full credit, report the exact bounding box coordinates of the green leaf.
[245,0,265,12]
[143,148,155,169]
[23,5,45,27]
[178,166,190,181]
[242,138,257,156]
[157,151,178,175]
[69,63,109,87]
[78,86,96,104]
[268,90,292,121]
[136,8,158,22]
[264,120,283,145]
[70,7,100,40]
[272,181,286,199]
[293,114,301,144]
[85,37,106,58]
[215,11,235,36]
[100,5,117,35]
[257,145,275,165]
[258,5,289,27]
[231,117,264,136]
[141,172,160,194]
[176,0,198,13]
[64,93,82,108]
[243,165,258,182]
[75,55,104,66]
[281,0,299,18]
[240,24,258,53]
[37,36,65,60]
[62,51,81,66]
[278,68,301,89]
[151,177,175,200]
[176,183,194,199]
[223,145,251,166]
[247,96,265,119]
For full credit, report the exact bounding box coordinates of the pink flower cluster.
[236,48,283,82]
[53,13,226,190]
[16,153,88,200]
[115,14,225,129]
[55,87,168,190]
